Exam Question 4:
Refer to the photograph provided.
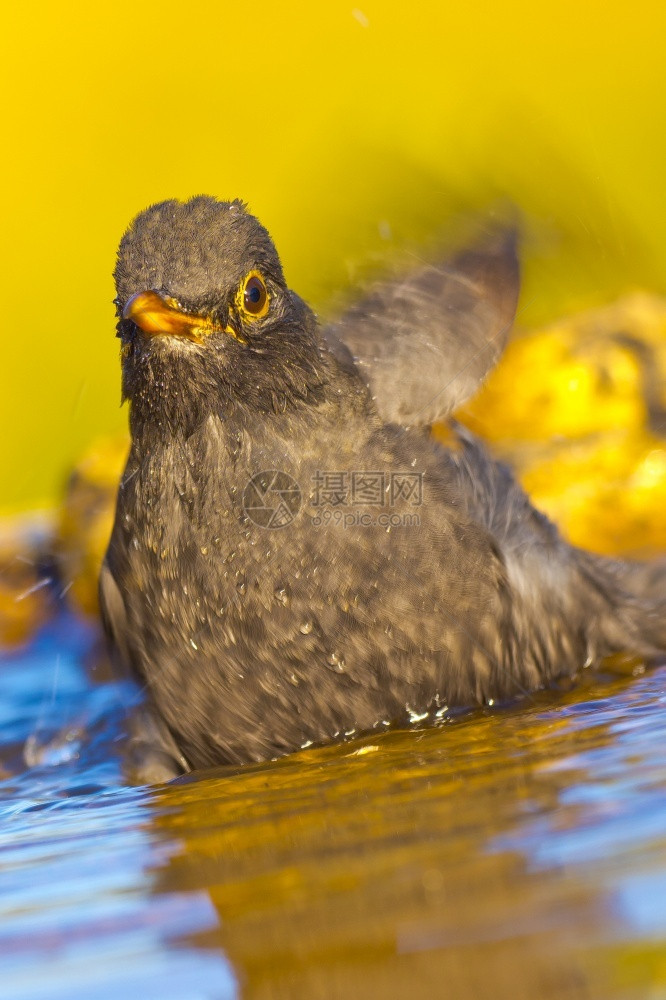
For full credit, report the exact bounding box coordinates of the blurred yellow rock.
[0,517,53,646]
[460,293,666,442]
[55,435,128,617]
[518,429,666,556]
[452,293,666,556]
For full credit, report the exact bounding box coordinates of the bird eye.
[241,273,269,318]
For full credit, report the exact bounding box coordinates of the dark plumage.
[101,195,666,781]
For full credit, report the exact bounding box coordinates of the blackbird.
[101,196,666,781]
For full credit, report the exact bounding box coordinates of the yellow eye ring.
[237,270,269,319]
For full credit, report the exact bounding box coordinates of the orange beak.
[122,290,231,344]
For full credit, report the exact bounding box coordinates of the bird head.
[114,196,325,433]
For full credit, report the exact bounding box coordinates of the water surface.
[1,610,666,999]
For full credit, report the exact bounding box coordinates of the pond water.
[1,608,666,999]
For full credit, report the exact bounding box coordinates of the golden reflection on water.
[144,667,666,1000]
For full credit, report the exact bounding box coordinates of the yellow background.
[3,0,666,511]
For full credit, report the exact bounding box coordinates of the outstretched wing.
[324,230,520,426]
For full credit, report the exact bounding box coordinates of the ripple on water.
[2,611,666,999]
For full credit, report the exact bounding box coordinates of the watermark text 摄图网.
[311,471,423,508]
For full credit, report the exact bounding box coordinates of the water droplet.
[200,546,208,556]
[236,579,247,596]
[407,705,429,723]
[327,651,346,672]
[349,744,379,756]
[190,639,198,650]
[274,587,289,607]
[300,621,313,635]
[24,729,83,767]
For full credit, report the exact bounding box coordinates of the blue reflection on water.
[0,610,237,1000]
[490,666,666,946]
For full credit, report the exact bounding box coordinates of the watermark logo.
[242,470,302,529]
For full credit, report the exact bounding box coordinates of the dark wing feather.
[324,231,520,425]
[99,560,189,781]
[99,560,133,679]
